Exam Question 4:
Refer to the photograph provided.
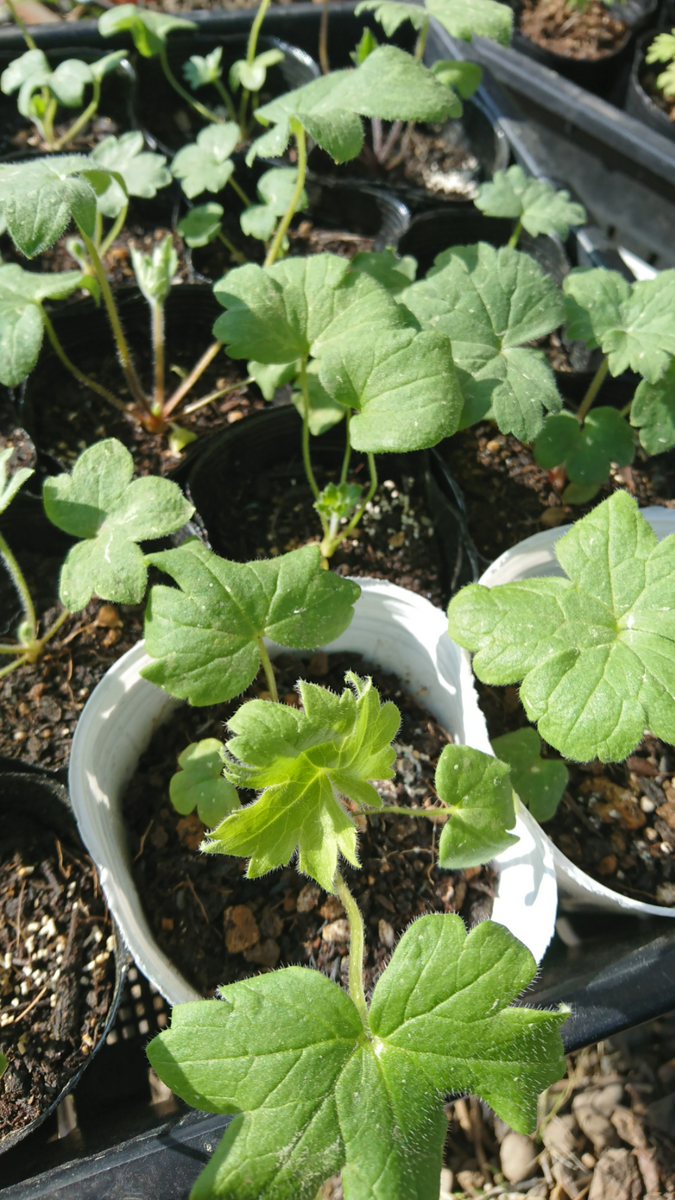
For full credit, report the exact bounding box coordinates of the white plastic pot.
[69,577,558,1005]
[480,506,675,918]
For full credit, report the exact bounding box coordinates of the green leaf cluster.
[247,46,462,166]
[1,48,125,119]
[0,155,126,256]
[475,165,586,240]
[535,408,635,492]
[400,242,564,440]
[646,28,675,99]
[0,446,33,514]
[229,48,285,93]
[98,5,196,57]
[448,489,675,762]
[240,167,308,243]
[171,124,239,199]
[0,262,96,387]
[90,132,171,218]
[492,729,568,822]
[207,672,398,890]
[213,254,462,452]
[141,540,361,705]
[564,267,675,383]
[43,438,194,610]
[148,916,566,1200]
[170,738,240,827]
[183,45,224,91]
[356,0,513,45]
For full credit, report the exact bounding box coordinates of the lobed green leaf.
[631,360,675,455]
[564,268,675,383]
[98,5,196,57]
[170,738,240,827]
[436,743,517,867]
[534,407,635,488]
[0,262,92,386]
[177,202,224,248]
[91,132,170,218]
[475,165,586,240]
[171,124,239,199]
[492,728,568,822]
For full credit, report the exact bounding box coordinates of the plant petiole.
[256,636,278,702]
[162,340,222,419]
[507,216,523,249]
[0,529,37,642]
[99,201,128,260]
[319,0,330,73]
[151,301,165,417]
[39,306,130,415]
[576,354,609,424]
[214,78,237,123]
[6,0,37,49]
[180,375,253,417]
[53,77,101,152]
[374,804,452,820]
[217,229,247,263]
[159,47,225,125]
[335,872,369,1032]
[78,229,149,414]
[414,17,429,60]
[299,358,324,513]
[229,175,253,209]
[265,120,307,267]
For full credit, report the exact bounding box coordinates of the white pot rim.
[69,576,557,1004]
[478,508,675,918]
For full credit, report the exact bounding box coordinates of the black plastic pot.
[626,29,675,141]
[171,404,478,598]
[137,33,318,156]
[511,0,658,98]
[0,45,136,161]
[0,766,125,1155]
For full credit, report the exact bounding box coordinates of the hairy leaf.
[184,46,223,90]
[315,481,362,522]
[214,254,461,451]
[355,0,428,35]
[350,248,417,294]
[534,407,635,487]
[492,728,568,822]
[351,27,379,64]
[248,72,364,165]
[1,50,125,119]
[631,359,675,455]
[426,0,513,44]
[148,916,566,1200]
[0,446,33,515]
[0,155,125,255]
[447,489,675,762]
[0,262,92,386]
[401,242,563,440]
[177,202,223,248]
[91,131,170,218]
[130,234,177,305]
[171,124,239,198]
[170,739,240,827]
[475,165,586,240]
[141,541,361,705]
[564,268,675,383]
[43,438,194,611]
[206,673,399,889]
[98,5,196,57]
[435,744,517,867]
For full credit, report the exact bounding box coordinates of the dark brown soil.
[123,651,496,998]
[519,0,628,59]
[440,422,674,567]
[310,121,484,202]
[0,816,115,1138]
[5,114,121,158]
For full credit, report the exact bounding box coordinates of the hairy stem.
[79,230,149,413]
[217,229,246,263]
[507,216,523,250]
[180,375,253,417]
[246,0,272,65]
[339,410,351,485]
[151,301,165,416]
[256,636,278,702]
[159,47,224,124]
[321,452,377,559]
[576,355,609,424]
[0,530,37,640]
[40,306,131,414]
[335,873,368,1031]
[299,357,321,504]
[265,120,306,266]
[54,77,101,151]
[319,0,330,73]
[38,605,70,647]
[214,77,237,123]
[238,87,250,141]
[378,119,403,164]
[99,200,128,259]
[375,805,452,820]
[0,654,30,681]
[371,116,383,159]
[41,95,58,150]
[6,0,37,49]
[163,340,222,419]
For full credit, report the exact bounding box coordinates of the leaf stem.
[151,300,165,417]
[319,0,330,73]
[414,17,429,60]
[265,120,306,267]
[0,530,37,639]
[40,305,130,415]
[180,375,253,417]
[507,217,523,250]
[99,200,128,259]
[246,0,272,65]
[163,340,222,419]
[620,399,632,418]
[299,357,321,504]
[41,95,58,150]
[335,872,368,1031]
[53,77,101,151]
[78,230,149,413]
[6,0,37,49]
[228,176,253,208]
[256,636,278,702]
[321,452,377,559]
[217,229,247,264]
[576,355,609,424]
[159,47,225,125]
[379,119,403,164]
[214,77,237,123]
[340,410,351,486]
[374,804,452,820]
[0,654,30,681]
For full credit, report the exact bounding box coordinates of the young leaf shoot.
[475,165,586,248]
[170,739,240,827]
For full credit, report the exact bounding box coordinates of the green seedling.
[448,489,675,763]
[0,156,242,436]
[239,166,308,252]
[0,47,125,152]
[646,28,675,99]
[0,439,191,679]
[170,739,240,828]
[533,266,675,497]
[171,124,250,205]
[475,164,586,247]
[177,203,246,266]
